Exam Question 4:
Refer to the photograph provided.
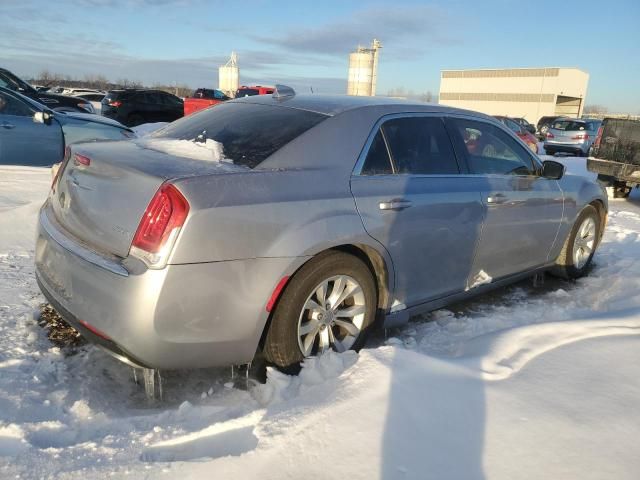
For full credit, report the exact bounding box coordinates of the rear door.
[350,114,485,308]
[446,116,564,282]
[0,90,63,166]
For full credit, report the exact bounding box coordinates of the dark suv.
[536,115,567,140]
[0,67,95,113]
[101,89,183,126]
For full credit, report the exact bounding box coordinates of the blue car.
[0,86,134,166]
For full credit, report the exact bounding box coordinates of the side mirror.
[541,160,565,180]
[33,111,53,125]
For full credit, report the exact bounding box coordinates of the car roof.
[232,93,486,118]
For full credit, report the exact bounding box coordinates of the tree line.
[28,70,193,97]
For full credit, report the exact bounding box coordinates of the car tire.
[613,182,631,199]
[551,205,600,279]
[127,113,145,127]
[263,251,377,372]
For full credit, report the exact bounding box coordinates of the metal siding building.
[439,67,589,123]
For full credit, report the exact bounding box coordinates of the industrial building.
[347,39,382,96]
[218,52,239,97]
[439,67,589,123]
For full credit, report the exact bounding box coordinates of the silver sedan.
[35,89,607,373]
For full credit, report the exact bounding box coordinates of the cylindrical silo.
[347,39,382,96]
[219,52,239,97]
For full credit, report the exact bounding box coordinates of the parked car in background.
[62,87,104,96]
[511,117,536,135]
[0,68,95,114]
[544,118,602,156]
[536,115,567,140]
[235,85,275,97]
[183,88,230,116]
[0,87,134,166]
[73,92,105,114]
[494,115,539,153]
[587,118,640,198]
[35,91,606,382]
[101,89,183,126]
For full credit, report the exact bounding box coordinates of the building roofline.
[441,67,588,74]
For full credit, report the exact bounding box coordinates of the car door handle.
[0,122,15,129]
[487,193,507,204]
[379,199,413,211]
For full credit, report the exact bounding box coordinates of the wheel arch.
[257,243,394,351]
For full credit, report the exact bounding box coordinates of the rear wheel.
[552,205,600,279]
[613,182,631,199]
[263,251,377,372]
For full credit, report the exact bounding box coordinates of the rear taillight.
[546,132,554,139]
[594,126,603,148]
[571,133,589,140]
[74,153,91,166]
[109,100,122,107]
[130,183,189,269]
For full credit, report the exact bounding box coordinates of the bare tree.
[584,104,609,115]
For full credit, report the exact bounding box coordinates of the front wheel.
[552,205,601,279]
[263,251,377,372]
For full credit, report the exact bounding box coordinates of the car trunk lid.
[50,139,247,258]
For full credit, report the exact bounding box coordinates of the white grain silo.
[347,39,382,96]
[219,52,239,97]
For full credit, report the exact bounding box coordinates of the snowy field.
[1,158,640,479]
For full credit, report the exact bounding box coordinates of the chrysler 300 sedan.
[35,89,607,373]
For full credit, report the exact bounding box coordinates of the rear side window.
[361,130,393,175]
[153,102,327,168]
[449,118,535,176]
[361,117,459,175]
[386,117,459,174]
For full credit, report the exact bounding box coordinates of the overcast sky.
[1,0,639,112]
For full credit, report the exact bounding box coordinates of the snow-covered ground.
[1,160,640,479]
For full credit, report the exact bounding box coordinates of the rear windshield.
[551,120,587,131]
[152,102,327,168]
[236,89,259,97]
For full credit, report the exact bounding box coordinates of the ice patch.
[466,269,492,290]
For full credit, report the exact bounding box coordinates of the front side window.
[0,91,34,117]
[449,118,536,176]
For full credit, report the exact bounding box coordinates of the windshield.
[152,102,327,168]
[0,70,37,94]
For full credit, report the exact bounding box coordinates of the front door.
[446,116,564,284]
[0,90,63,166]
[351,115,485,308]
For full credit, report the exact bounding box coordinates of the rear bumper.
[544,142,588,154]
[35,205,308,369]
[587,158,640,184]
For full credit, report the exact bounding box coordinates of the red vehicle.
[183,88,230,116]
[494,115,539,153]
[235,85,275,97]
